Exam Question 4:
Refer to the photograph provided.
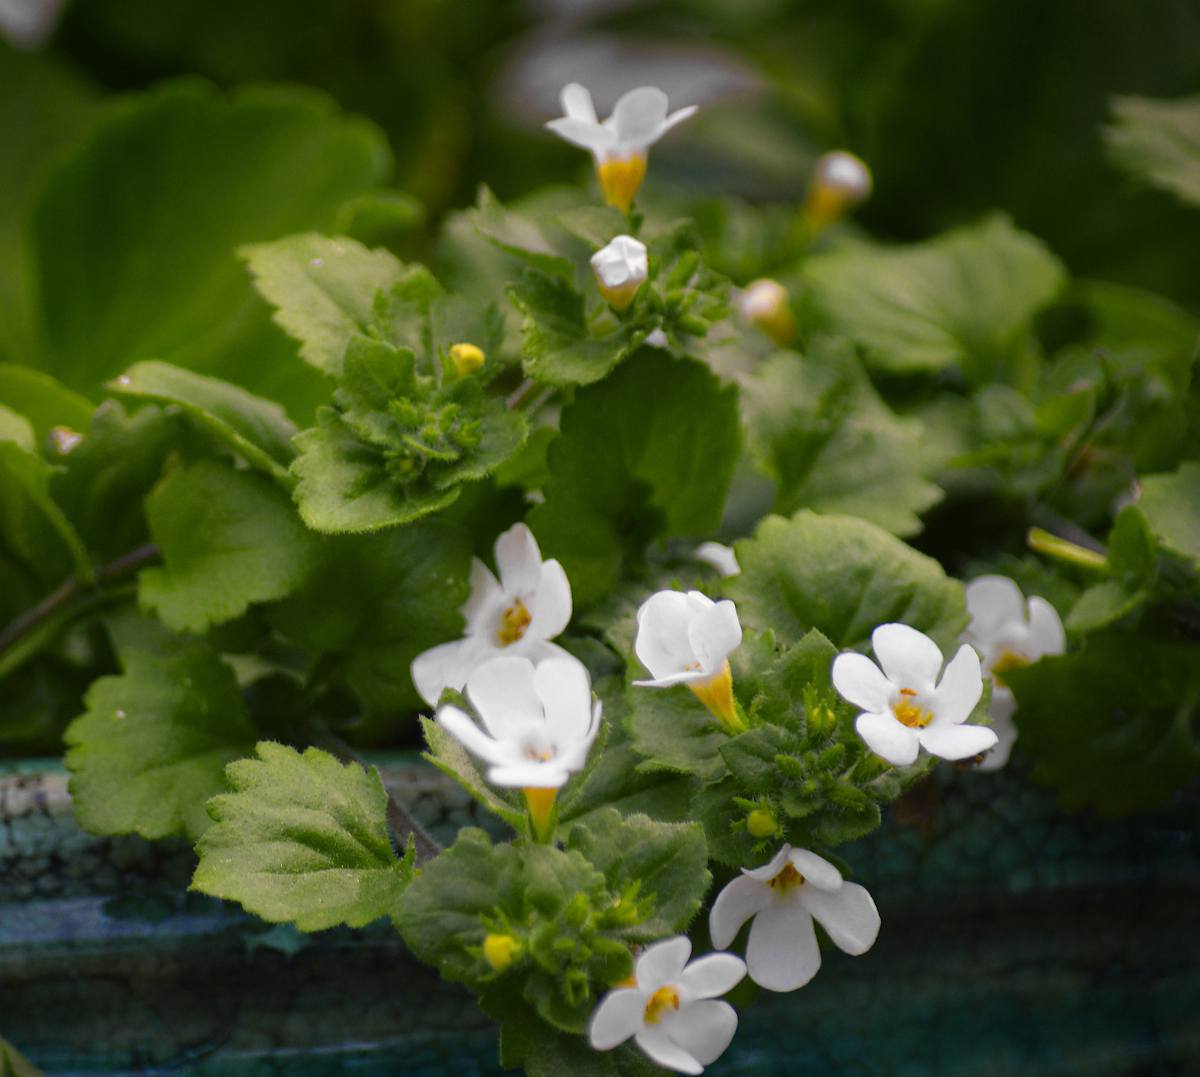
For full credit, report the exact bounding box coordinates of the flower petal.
[535,656,593,744]
[634,1027,703,1075]
[465,655,541,741]
[635,590,702,680]
[460,557,502,630]
[544,116,617,156]
[436,707,512,767]
[659,104,699,137]
[872,623,944,690]
[831,652,893,713]
[965,575,1026,642]
[740,844,793,882]
[977,693,1017,771]
[662,999,737,1066]
[589,987,643,1050]
[687,598,741,676]
[560,82,598,124]
[636,936,691,993]
[932,644,983,726]
[855,712,920,765]
[1026,596,1066,658]
[609,86,670,149]
[800,881,880,956]
[918,722,997,760]
[746,897,821,992]
[494,523,543,596]
[708,875,771,949]
[693,541,739,577]
[527,558,572,640]
[678,953,746,1001]
[487,762,568,788]
[411,638,482,707]
[786,848,843,891]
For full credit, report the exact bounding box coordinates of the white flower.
[591,235,648,312]
[709,845,880,992]
[736,279,795,345]
[831,623,994,766]
[411,523,572,707]
[589,936,745,1074]
[547,83,697,211]
[964,576,1066,771]
[0,0,65,50]
[436,654,600,790]
[806,150,872,230]
[693,541,740,578]
[633,589,743,730]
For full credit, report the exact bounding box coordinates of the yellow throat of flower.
[596,153,647,213]
[497,599,532,646]
[768,861,806,894]
[688,659,746,734]
[892,687,933,729]
[643,985,681,1025]
[523,786,558,843]
[990,649,1030,687]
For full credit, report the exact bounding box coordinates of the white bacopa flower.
[805,149,873,230]
[547,83,698,212]
[591,234,648,312]
[411,522,571,708]
[736,279,795,345]
[692,541,740,578]
[709,844,880,992]
[964,576,1066,771]
[633,589,744,731]
[831,623,995,766]
[589,936,746,1074]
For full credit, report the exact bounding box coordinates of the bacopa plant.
[3,72,1200,1075]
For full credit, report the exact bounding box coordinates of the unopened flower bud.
[591,235,648,312]
[483,932,521,972]
[738,279,796,345]
[805,150,873,231]
[449,342,485,376]
[746,808,778,839]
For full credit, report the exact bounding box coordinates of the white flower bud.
[591,235,648,312]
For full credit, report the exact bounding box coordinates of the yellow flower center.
[892,687,933,728]
[596,153,647,213]
[768,862,806,893]
[643,985,681,1025]
[990,650,1030,688]
[497,600,532,646]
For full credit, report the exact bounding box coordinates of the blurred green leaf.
[1107,94,1200,207]
[1139,461,1200,568]
[0,364,94,445]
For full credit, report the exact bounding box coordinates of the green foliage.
[0,364,93,444]
[743,337,942,535]
[530,351,740,606]
[1007,634,1200,814]
[1139,461,1200,568]
[193,743,413,930]
[64,644,256,841]
[804,216,1065,381]
[1107,94,1200,207]
[1066,506,1158,633]
[139,458,317,633]
[727,511,966,651]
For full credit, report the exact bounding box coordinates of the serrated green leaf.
[804,216,1064,380]
[139,458,317,633]
[728,510,966,652]
[1006,634,1200,814]
[1107,94,1200,207]
[744,337,942,535]
[627,680,731,783]
[64,644,256,841]
[1139,461,1200,568]
[470,185,574,279]
[565,809,709,941]
[529,351,740,606]
[109,360,298,482]
[193,742,411,930]
[243,232,404,375]
[421,715,525,829]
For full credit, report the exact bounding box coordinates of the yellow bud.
[746,809,778,839]
[738,279,796,346]
[596,154,647,213]
[449,342,485,375]
[803,150,872,232]
[523,786,558,843]
[483,933,521,972]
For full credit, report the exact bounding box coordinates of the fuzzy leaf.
[1107,94,1200,207]
[64,644,256,841]
[421,715,525,829]
[193,742,412,930]
[1139,461,1200,568]
[139,459,317,633]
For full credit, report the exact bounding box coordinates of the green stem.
[1027,527,1108,572]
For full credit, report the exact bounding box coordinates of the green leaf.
[139,459,317,634]
[0,364,94,444]
[470,185,575,279]
[64,644,257,841]
[27,81,390,411]
[109,360,298,482]
[242,232,404,375]
[804,216,1065,380]
[565,809,709,942]
[1066,506,1158,634]
[727,510,966,651]
[1107,94,1200,207]
[0,1035,44,1077]
[421,715,525,829]
[1006,634,1200,814]
[744,337,942,535]
[1139,461,1200,568]
[529,351,741,607]
[193,742,412,930]
[626,680,731,783]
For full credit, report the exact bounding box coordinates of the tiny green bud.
[746,808,778,839]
